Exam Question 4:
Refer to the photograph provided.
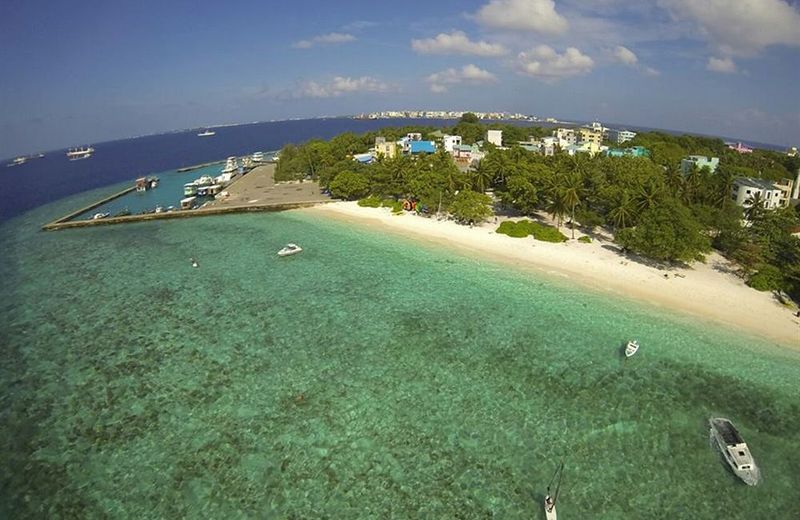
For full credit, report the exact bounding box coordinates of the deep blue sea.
[0,118,463,221]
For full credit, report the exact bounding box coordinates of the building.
[728,142,753,154]
[773,178,795,207]
[409,141,436,154]
[788,146,798,157]
[681,155,719,174]
[605,146,650,158]
[443,135,462,153]
[554,128,576,148]
[607,129,637,144]
[453,144,485,166]
[486,129,503,147]
[578,128,603,146]
[375,141,397,159]
[564,142,601,157]
[731,178,787,210]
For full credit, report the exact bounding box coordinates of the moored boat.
[544,461,564,520]
[7,156,27,167]
[277,243,302,257]
[709,417,760,485]
[624,340,639,358]
[91,212,109,220]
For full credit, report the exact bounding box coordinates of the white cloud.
[475,0,568,34]
[706,56,737,73]
[643,66,661,77]
[426,64,497,93]
[514,45,594,81]
[292,33,356,49]
[296,76,394,98]
[411,31,507,56]
[658,0,800,55]
[613,45,638,66]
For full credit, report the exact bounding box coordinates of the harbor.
[42,153,334,231]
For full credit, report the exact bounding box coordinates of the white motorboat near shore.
[624,340,639,358]
[277,243,302,257]
[710,417,760,485]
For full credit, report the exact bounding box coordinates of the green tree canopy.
[329,170,369,200]
[616,198,711,263]
[448,190,493,224]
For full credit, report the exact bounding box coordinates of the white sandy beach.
[303,201,800,349]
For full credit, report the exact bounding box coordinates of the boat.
[91,212,109,220]
[7,156,27,167]
[66,146,94,160]
[544,461,564,520]
[709,418,760,485]
[183,183,198,196]
[190,257,199,268]
[252,151,265,163]
[221,157,238,174]
[197,129,215,137]
[624,340,639,358]
[277,243,302,257]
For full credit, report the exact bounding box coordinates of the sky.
[1,0,799,158]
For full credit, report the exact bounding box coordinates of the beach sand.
[303,201,800,349]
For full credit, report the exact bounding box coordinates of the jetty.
[42,163,334,231]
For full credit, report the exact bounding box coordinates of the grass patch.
[496,220,567,243]
[357,196,382,208]
[578,236,592,243]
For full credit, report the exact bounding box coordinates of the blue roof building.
[409,141,436,154]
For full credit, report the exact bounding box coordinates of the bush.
[357,196,382,208]
[747,264,783,291]
[329,171,369,200]
[578,236,592,243]
[496,220,567,242]
[381,198,396,207]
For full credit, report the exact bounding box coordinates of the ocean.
[1,120,799,518]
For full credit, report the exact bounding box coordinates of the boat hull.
[709,418,760,486]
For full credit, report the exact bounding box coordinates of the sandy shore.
[303,202,800,349]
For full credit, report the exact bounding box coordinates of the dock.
[176,160,224,173]
[42,163,335,231]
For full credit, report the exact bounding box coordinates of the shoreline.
[301,202,800,349]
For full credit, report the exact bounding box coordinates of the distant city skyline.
[1,0,799,158]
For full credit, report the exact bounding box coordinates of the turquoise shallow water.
[1,188,799,518]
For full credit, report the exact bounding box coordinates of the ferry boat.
[709,417,760,485]
[66,146,94,160]
[197,129,216,137]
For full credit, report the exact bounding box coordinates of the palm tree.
[744,192,765,222]
[608,191,636,229]
[562,173,584,238]
[637,180,664,212]
[546,189,569,229]
[473,163,494,193]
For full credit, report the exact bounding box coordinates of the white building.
[443,135,462,153]
[486,129,503,147]
[554,128,576,148]
[608,129,637,144]
[731,177,787,211]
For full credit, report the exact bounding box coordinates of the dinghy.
[624,340,640,358]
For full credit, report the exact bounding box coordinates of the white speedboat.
[625,340,639,358]
[66,146,94,160]
[91,212,109,220]
[277,243,302,257]
[710,417,760,485]
[197,129,215,137]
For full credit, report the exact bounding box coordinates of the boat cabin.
[181,196,197,210]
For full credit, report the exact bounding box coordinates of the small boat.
[91,212,109,220]
[7,156,27,167]
[710,417,760,485]
[544,461,564,520]
[197,129,215,137]
[190,257,199,268]
[277,243,302,257]
[624,340,639,358]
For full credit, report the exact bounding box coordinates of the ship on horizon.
[66,146,94,160]
[197,129,216,137]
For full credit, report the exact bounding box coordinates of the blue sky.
[1,0,799,157]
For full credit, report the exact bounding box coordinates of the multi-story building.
[578,128,603,145]
[554,128,576,148]
[443,135,462,153]
[605,146,649,158]
[728,142,753,154]
[681,155,719,174]
[375,141,397,159]
[731,178,786,210]
[607,129,637,144]
[486,129,503,147]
